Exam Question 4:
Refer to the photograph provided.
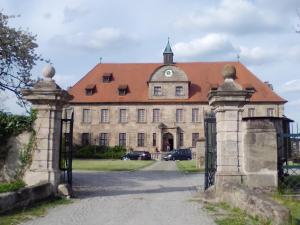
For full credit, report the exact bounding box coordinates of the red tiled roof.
[68,62,286,103]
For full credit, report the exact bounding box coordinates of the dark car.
[163,148,192,161]
[122,151,152,160]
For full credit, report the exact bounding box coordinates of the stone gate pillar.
[208,65,252,188]
[22,65,72,189]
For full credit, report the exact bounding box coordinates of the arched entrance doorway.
[162,132,174,152]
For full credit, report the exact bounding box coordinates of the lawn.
[72,159,155,171]
[176,160,204,173]
[0,198,71,225]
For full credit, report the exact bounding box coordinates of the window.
[137,133,145,147]
[119,133,126,146]
[176,109,183,122]
[119,109,127,123]
[85,85,96,96]
[81,133,90,145]
[137,109,145,123]
[153,109,160,123]
[192,108,199,122]
[248,108,255,117]
[267,108,274,117]
[102,73,113,83]
[175,86,184,96]
[152,133,156,146]
[100,109,109,123]
[154,86,162,96]
[179,132,184,147]
[64,108,73,119]
[118,85,128,96]
[99,133,109,146]
[192,133,199,147]
[82,109,91,123]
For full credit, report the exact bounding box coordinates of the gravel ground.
[22,161,215,225]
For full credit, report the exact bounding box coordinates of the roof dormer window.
[102,73,113,83]
[85,84,96,96]
[118,85,128,96]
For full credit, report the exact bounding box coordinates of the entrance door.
[163,133,174,152]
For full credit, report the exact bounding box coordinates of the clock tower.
[163,38,174,65]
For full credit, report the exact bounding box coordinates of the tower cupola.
[163,38,174,65]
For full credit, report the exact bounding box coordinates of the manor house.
[67,41,286,152]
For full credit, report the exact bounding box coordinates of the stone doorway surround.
[162,132,174,151]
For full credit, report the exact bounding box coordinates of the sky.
[1,0,300,124]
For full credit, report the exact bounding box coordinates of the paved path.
[23,161,215,225]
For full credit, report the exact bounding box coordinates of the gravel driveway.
[22,161,215,225]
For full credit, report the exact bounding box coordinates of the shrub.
[0,180,25,193]
[73,145,126,159]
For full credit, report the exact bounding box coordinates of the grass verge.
[203,202,272,225]
[0,197,72,225]
[0,180,25,193]
[176,160,204,173]
[273,193,300,225]
[72,159,155,171]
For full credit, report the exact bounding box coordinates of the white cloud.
[175,0,283,34]
[287,99,300,106]
[280,79,300,93]
[63,6,89,23]
[173,33,236,58]
[238,46,278,65]
[51,27,137,52]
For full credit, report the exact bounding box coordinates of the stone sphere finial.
[42,64,55,80]
[222,64,236,80]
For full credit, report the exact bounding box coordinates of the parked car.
[122,151,152,160]
[163,148,192,161]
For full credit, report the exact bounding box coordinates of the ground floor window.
[119,133,126,146]
[138,133,145,147]
[152,133,156,146]
[192,133,199,147]
[179,132,184,147]
[99,133,109,146]
[81,133,90,145]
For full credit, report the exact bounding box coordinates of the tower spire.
[163,38,174,64]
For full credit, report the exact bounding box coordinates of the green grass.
[0,180,25,193]
[0,197,72,225]
[204,202,272,225]
[72,159,155,171]
[273,194,300,225]
[176,160,204,173]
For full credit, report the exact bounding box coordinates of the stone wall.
[0,182,53,214]
[0,132,31,182]
[242,118,278,188]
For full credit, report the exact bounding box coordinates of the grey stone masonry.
[22,65,72,189]
[208,65,252,188]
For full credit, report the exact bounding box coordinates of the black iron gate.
[277,122,300,193]
[204,114,217,190]
[59,112,74,187]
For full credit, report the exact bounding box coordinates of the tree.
[0,12,45,111]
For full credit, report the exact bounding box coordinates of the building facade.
[68,41,286,152]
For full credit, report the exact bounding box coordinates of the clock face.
[164,69,173,77]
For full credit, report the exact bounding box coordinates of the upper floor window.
[153,86,162,96]
[137,109,146,123]
[82,109,91,123]
[192,108,199,122]
[137,133,145,147]
[176,109,183,123]
[153,109,160,123]
[248,108,255,117]
[102,73,113,83]
[100,109,109,123]
[118,85,128,96]
[85,84,96,96]
[267,108,274,117]
[175,86,184,96]
[119,109,127,123]
[99,133,109,146]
